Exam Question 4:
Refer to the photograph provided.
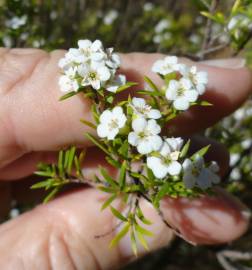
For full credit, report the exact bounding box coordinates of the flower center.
[109,119,119,129]
[81,48,91,57]
[136,105,151,114]
[177,86,185,96]
[88,71,98,81]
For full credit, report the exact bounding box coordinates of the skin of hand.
[0,48,251,270]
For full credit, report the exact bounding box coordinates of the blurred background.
[1,0,252,269]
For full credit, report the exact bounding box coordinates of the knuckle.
[0,48,48,96]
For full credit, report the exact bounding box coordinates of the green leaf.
[85,133,111,156]
[43,186,61,203]
[105,156,121,168]
[137,90,162,97]
[191,145,210,160]
[164,72,177,84]
[118,140,129,158]
[106,95,114,104]
[130,230,138,256]
[91,104,100,124]
[110,206,128,222]
[200,11,225,24]
[110,223,130,248]
[136,207,152,225]
[74,154,83,178]
[154,182,170,208]
[58,150,64,177]
[232,0,242,14]
[101,194,117,210]
[67,147,76,174]
[80,119,96,129]
[136,230,149,250]
[135,223,154,237]
[34,170,53,177]
[31,179,52,189]
[98,186,117,193]
[123,184,141,193]
[100,167,118,188]
[198,100,213,106]
[59,91,77,101]
[180,139,191,158]
[146,166,155,182]
[119,161,127,189]
[143,76,160,93]
[116,82,138,93]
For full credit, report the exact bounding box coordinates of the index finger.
[0,49,251,168]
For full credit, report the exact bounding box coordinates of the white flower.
[6,15,27,29]
[131,97,161,119]
[152,56,185,75]
[105,48,121,70]
[143,2,154,12]
[58,39,125,93]
[128,118,162,155]
[182,157,220,190]
[230,168,241,181]
[229,153,240,166]
[103,10,119,25]
[155,19,170,33]
[78,39,105,62]
[228,14,252,32]
[153,32,172,44]
[58,75,79,93]
[147,137,183,178]
[166,78,199,110]
[79,63,111,90]
[97,107,127,140]
[106,74,126,93]
[182,66,208,95]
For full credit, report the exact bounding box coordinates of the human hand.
[0,49,251,269]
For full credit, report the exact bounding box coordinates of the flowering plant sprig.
[32,39,220,255]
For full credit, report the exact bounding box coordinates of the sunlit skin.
[0,49,251,269]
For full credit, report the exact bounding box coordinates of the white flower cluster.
[58,39,126,93]
[152,56,208,110]
[97,95,219,190]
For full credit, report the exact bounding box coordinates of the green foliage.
[31,146,85,202]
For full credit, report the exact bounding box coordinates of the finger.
[120,54,252,135]
[0,186,249,269]
[0,49,251,169]
[0,134,228,181]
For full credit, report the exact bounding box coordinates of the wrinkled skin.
[0,49,251,269]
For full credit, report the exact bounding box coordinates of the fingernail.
[202,58,246,69]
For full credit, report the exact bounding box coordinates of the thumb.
[0,187,249,270]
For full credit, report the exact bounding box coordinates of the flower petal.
[167,161,182,176]
[184,90,198,102]
[147,157,169,178]
[173,97,189,110]
[149,135,163,151]
[128,132,139,146]
[97,124,109,138]
[147,119,161,135]
[148,109,162,119]
[132,117,147,133]
[183,173,196,189]
[137,140,153,154]
[99,110,112,124]
[132,97,146,108]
